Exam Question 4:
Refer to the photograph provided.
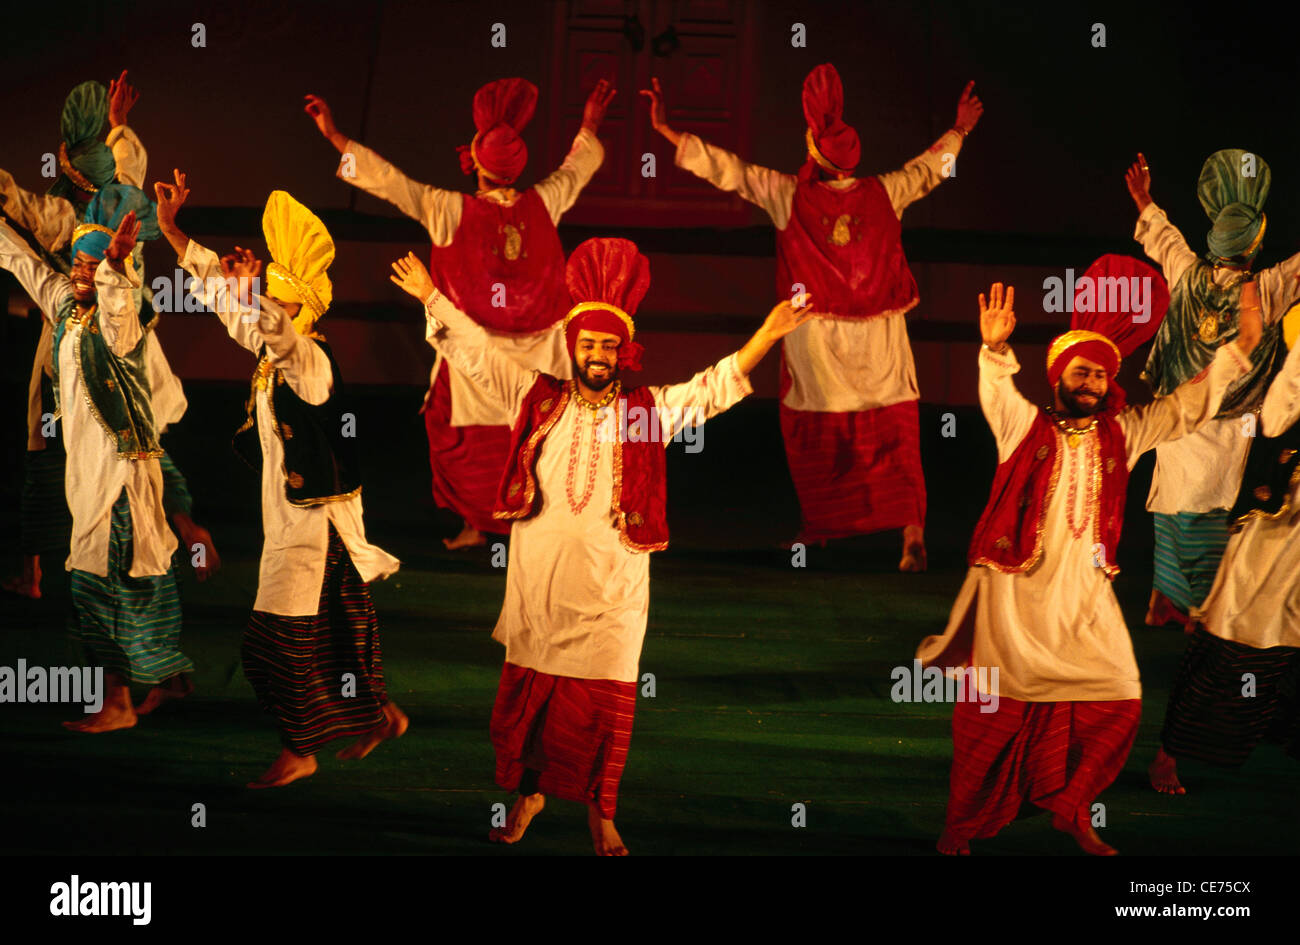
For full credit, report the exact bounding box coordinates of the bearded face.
[572,329,621,392]
[1055,356,1110,418]
[70,250,100,303]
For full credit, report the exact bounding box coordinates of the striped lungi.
[242,525,387,756]
[944,696,1141,841]
[1152,511,1230,613]
[778,359,925,542]
[490,662,637,819]
[1160,626,1300,766]
[424,360,509,535]
[19,442,72,556]
[69,489,191,685]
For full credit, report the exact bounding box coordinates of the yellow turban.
[262,190,334,337]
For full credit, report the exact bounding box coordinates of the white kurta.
[182,242,399,616]
[1192,335,1300,649]
[338,129,604,423]
[1136,201,1300,513]
[918,342,1251,702]
[423,291,753,682]
[675,129,964,412]
[0,219,175,577]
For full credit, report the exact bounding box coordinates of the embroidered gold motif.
[540,398,553,413]
[280,422,294,440]
[287,472,304,489]
[1281,449,1297,463]
[105,379,116,391]
[993,536,1011,550]
[829,214,852,246]
[1254,485,1272,501]
[502,224,522,261]
[508,481,521,497]
[1106,457,1116,474]
[1198,315,1219,343]
[628,512,644,527]
[1035,446,1049,460]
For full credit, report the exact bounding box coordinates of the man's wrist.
[983,341,1009,354]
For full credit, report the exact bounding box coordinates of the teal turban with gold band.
[1198,148,1270,264]
[70,183,159,260]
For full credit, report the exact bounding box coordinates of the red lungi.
[490,662,637,819]
[945,696,1141,841]
[424,361,510,535]
[778,357,926,542]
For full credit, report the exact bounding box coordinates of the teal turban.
[48,81,117,203]
[71,183,158,260]
[1198,149,1270,263]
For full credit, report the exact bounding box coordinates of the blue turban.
[1197,149,1271,263]
[71,183,159,260]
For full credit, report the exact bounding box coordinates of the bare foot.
[1148,747,1186,795]
[247,748,318,789]
[937,828,971,855]
[443,524,486,550]
[588,805,628,856]
[63,674,135,732]
[489,793,546,844]
[899,525,927,573]
[337,701,409,760]
[135,673,193,716]
[1052,813,1118,856]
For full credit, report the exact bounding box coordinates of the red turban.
[457,78,538,185]
[799,63,860,183]
[563,238,650,371]
[1047,255,1171,415]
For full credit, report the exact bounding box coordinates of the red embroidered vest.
[774,177,919,320]
[428,189,566,335]
[493,375,669,552]
[968,410,1129,578]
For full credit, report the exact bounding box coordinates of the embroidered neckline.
[565,405,602,515]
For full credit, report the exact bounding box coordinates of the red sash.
[494,376,669,552]
[775,177,919,320]
[968,411,1128,578]
[428,189,566,335]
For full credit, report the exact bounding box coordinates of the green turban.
[1198,149,1270,262]
[48,80,116,203]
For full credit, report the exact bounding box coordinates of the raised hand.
[390,252,436,302]
[108,70,139,128]
[1236,279,1262,356]
[220,246,262,306]
[581,78,617,133]
[762,296,816,340]
[153,168,190,228]
[639,78,680,146]
[979,282,1016,351]
[304,94,338,138]
[955,81,983,134]
[1125,153,1152,212]
[105,210,139,267]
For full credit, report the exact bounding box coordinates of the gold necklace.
[1048,409,1097,450]
[572,378,620,412]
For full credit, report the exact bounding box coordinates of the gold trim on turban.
[805,127,851,175]
[262,190,334,338]
[1046,329,1121,374]
[70,222,114,248]
[564,301,636,339]
[58,142,99,194]
[469,132,508,184]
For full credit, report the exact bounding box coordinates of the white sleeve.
[674,133,797,229]
[978,345,1038,462]
[1261,335,1300,436]
[181,239,274,356]
[423,290,537,420]
[1118,343,1253,466]
[0,167,77,252]
[648,352,753,446]
[1133,202,1197,290]
[93,255,144,356]
[0,217,73,322]
[532,127,605,224]
[107,125,147,188]
[877,130,964,218]
[337,139,463,247]
[1255,249,1300,327]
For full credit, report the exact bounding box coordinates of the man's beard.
[1057,379,1108,418]
[575,357,618,392]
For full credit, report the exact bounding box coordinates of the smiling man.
[917,280,1259,856]
[392,237,812,855]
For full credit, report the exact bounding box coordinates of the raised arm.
[106,69,146,188]
[643,78,796,227]
[1119,281,1261,462]
[93,209,146,356]
[390,252,537,418]
[532,79,613,223]
[878,82,982,216]
[1255,249,1300,326]
[1127,154,1197,288]
[976,282,1037,457]
[0,216,74,321]
[1261,328,1300,436]
[305,94,462,246]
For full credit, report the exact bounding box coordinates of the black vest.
[1230,417,1300,531]
[232,340,362,507]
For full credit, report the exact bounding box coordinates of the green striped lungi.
[69,488,192,685]
[1152,510,1230,613]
